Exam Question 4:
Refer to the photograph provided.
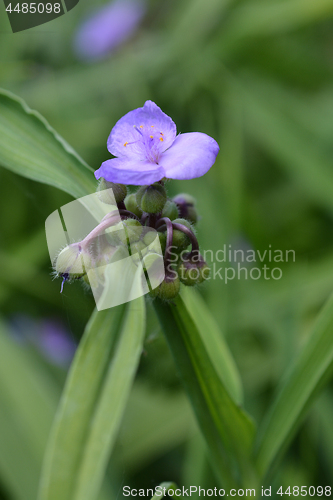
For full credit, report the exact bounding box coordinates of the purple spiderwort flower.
[73,0,146,61]
[95,101,220,185]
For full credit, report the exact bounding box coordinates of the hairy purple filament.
[60,275,68,293]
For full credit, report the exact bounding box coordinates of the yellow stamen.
[150,135,154,139]
[159,137,164,142]
[124,142,128,147]
[140,125,143,129]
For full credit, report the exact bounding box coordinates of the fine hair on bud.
[124,193,143,218]
[97,177,127,204]
[150,273,180,300]
[54,243,92,280]
[171,218,193,250]
[173,193,198,224]
[162,200,179,220]
[136,182,167,214]
[177,251,210,286]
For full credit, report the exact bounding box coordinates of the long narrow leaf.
[0,89,95,198]
[255,292,333,480]
[39,297,146,500]
[154,295,256,489]
[181,287,243,404]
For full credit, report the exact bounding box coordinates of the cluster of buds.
[53,178,210,301]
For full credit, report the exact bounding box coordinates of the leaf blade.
[154,295,256,489]
[73,297,146,500]
[181,287,243,404]
[0,88,96,198]
[39,297,146,500]
[255,292,333,479]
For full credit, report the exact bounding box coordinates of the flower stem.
[156,217,174,276]
[118,209,140,221]
[81,213,120,248]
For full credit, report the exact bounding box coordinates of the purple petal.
[73,0,146,61]
[159,132,219,180]
[95,157,165,185]
[107,100,177,160]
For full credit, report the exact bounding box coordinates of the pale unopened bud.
[54,244,92,279]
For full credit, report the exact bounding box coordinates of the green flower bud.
[124,193,143,218]
[136,183,167,214]
[172,218,193,250]
[97,178,127,204]
[54,244,92,279]
[173,193,198,224]
[150,274,180,300]
[162,200,179,220]
[177,252,210,286]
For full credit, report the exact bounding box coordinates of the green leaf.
[153,295,257,489]
[39,297,146,500]
[0,319,59,500]
[181,287,243,404]
[255,292,333,480]
[0,88,96,198]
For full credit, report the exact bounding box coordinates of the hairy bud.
[162,200,179,220]
[124,193,143,218]
[54,244,92,280]
[172,218,193,250]
[173,193,198,224]
[97,177,127,204]
[177,252,210,286]
[150,273,180,300]
[136,183,167,214]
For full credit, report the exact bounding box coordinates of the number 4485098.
[5,3,61,14]
[277,486,331,496]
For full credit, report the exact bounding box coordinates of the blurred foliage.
[1,0,333,498]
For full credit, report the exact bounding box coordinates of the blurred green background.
[1,0,333,498]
